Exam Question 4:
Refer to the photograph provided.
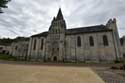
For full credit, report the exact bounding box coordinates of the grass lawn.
[0,54,16,61]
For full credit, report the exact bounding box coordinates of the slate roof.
[31,32,48,37]
[56,8,64,20]
[66,25,112,35]
[31,25,112,38]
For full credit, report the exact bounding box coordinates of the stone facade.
[10,41,29,60]
[120,36,125,58]
[0,45,10,54]
[26,8,123,62]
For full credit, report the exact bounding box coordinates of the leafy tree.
[0,0,11,13]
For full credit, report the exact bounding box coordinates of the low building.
[0,45,4,53]
[10,37,29,60]
[0,45,10,54]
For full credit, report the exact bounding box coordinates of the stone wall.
[11,41,29,60]
[65,31,116,62]
[27,37,46,61]
[120,37,125,58]
[26,18,122,62]
[106,18,122,59]
[28,31,120,62]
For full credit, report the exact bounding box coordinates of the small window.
[120,38,124,46]
[77,36,81,47]
[0,47,3,50]
[41,39,44,50]
[103,35,109,46]
[89,36,94,46]
[123,54,125,58]
[15,46,18,50]
[33,39,36,50]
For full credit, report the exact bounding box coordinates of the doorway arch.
[53,56,57,61]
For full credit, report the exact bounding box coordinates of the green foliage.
[114,59,125,64]
[111,64,125,70]
[0,0,11,13]
[120,64,125,70]
[0,37,29,46]
[0,54,16,61]
[111,66,120,70]
[0,38,14,46]
[114,60,121,63]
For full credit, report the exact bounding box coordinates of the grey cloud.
[0,0,125,38]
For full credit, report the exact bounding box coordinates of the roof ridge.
[67,24,105,30]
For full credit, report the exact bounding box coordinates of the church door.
[53,56,57,61]
[52,47,59,61]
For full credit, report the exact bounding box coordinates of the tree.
[0,0,11,13]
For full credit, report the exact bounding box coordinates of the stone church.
[11,8,124,62]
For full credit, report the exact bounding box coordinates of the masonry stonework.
[11,8,124,62]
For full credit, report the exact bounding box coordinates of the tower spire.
[56,8,64,20]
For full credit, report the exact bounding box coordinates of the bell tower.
[106,18,122,60]
[49,8,66,34]
[46,8,66,61]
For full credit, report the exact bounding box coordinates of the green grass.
[114,59,125,64]
[0,54,16,61]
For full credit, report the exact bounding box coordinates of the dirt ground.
[0,63,105,83]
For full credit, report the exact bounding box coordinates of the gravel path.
[93,68,125,83]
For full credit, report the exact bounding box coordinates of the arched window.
[15,46,18,50]
[77,36,81,47]
[41,39,44,50]
[123,54,125,58]
[89,36,94,46]
[33,39,36,50]
[103,35,109,46]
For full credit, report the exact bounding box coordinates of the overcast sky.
[0,0,125,38]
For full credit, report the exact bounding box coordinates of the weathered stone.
[11,8,125,62]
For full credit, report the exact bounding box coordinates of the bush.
[0,54,16,61]
[114,59,125,64]
[111,66,120,70]
[111,64,125,70]
[114,60,121,63]
[120,64,125,70]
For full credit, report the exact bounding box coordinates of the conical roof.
[56,8,64,20]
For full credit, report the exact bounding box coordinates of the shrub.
[111,66,120,70]
[114,59,125,64]
[120,64,125,70]
[114,60,121,63]
[0,54,16,61]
